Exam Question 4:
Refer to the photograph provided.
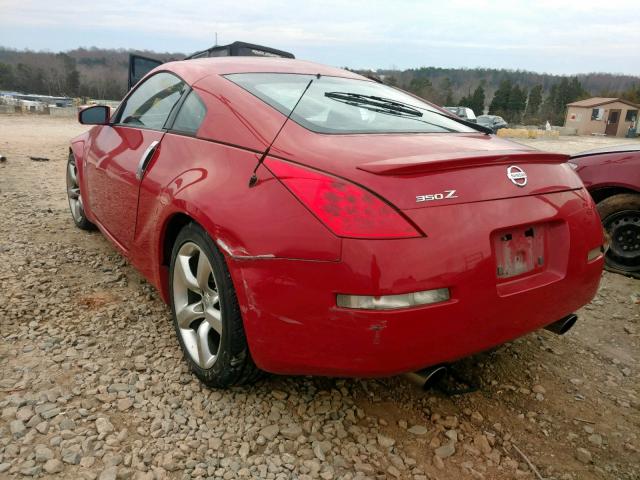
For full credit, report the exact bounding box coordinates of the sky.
[0,0,639,75]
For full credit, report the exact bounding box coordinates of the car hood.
[270,125,580,210]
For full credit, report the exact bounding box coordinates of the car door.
[84,72,188,250]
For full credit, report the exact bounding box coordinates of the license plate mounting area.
[493,224,546,279]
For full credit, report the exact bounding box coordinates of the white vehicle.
[444,106,477,123]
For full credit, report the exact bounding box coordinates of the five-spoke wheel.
[173,241,223,369]
[66,152,94,230]
[169,223,261,387]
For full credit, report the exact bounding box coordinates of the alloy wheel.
[172,242,223,368]
[66,156,84,223]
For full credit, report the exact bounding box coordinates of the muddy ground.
[0,115,638,480]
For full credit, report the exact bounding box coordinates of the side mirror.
[78,105,111,125]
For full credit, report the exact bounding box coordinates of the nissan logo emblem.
[507,165,527,187]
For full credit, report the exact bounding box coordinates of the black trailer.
[128,41,294,90]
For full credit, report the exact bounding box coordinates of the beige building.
[564,97,639,137]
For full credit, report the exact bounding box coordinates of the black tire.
[597,193,640,274]
[169,223,262,387]
[66,152,95,231]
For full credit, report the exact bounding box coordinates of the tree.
[540,77,588,125]
[384,75,398,87]
[507,84,527,123]
[0,63,15,90]
[524,84,543,123]
[621,83,640,104]
[14,63,46,93]
[439,77,454,106]
[470,84,485,115]
[489,79,512,117]
[56,52,80,96]
[408,76,437,102]
[66,69,80,96]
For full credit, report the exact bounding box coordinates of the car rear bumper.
[230,189,604,377]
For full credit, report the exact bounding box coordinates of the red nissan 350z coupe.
[67,57,604,387]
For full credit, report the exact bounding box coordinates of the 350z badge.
[416,190,458,203]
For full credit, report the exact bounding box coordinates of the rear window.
[225,73,475,135]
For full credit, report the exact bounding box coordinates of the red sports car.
[569,145,640,276]
[67,57,604,387]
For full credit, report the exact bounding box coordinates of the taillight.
[265,159,421,239]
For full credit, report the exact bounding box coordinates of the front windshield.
[477,116,493,124]
[226,73,475,134]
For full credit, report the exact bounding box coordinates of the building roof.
[567,97,640,109]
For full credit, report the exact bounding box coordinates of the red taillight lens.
[265,159,421,239]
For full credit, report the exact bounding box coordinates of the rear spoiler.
[128,41,295,90]
[357,151,570,175]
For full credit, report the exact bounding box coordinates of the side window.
[172,91,207,135]
[118,72,186,130]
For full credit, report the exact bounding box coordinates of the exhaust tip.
[544,314,578,335]
[403,365,448,390]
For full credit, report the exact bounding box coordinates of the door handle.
[136,140,159,180]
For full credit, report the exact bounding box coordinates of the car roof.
[160,57,366,85]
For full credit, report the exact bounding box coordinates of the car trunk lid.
[354,149,577,210]
[270,129,582,210]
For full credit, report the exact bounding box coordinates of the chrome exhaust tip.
[403,365,448,390]
[544,313,578,335]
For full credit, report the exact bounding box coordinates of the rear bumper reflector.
[337,288,450,310]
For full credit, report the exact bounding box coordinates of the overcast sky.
[1,0,638,75]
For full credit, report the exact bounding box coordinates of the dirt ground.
[512,134,640,155]
[0,115,638,480]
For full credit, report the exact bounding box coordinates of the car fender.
[69,132,97,222]
[573,152,640,194]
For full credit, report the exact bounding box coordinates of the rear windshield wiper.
[324,91,458,132]
[324,91,491,134]
[324,92,424,117]
[429,109,492,134]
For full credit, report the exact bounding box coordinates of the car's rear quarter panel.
[133,134,342,299]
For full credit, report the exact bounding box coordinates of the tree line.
[0,47,181,100]
[374,67,639,125]
[1,46,639,125]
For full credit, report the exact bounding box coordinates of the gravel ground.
[513,134,640,155]
[0,115,638,480]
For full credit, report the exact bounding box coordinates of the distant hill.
[366,67,640,108]
[0,47,184,100]
[0,46,638,124]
